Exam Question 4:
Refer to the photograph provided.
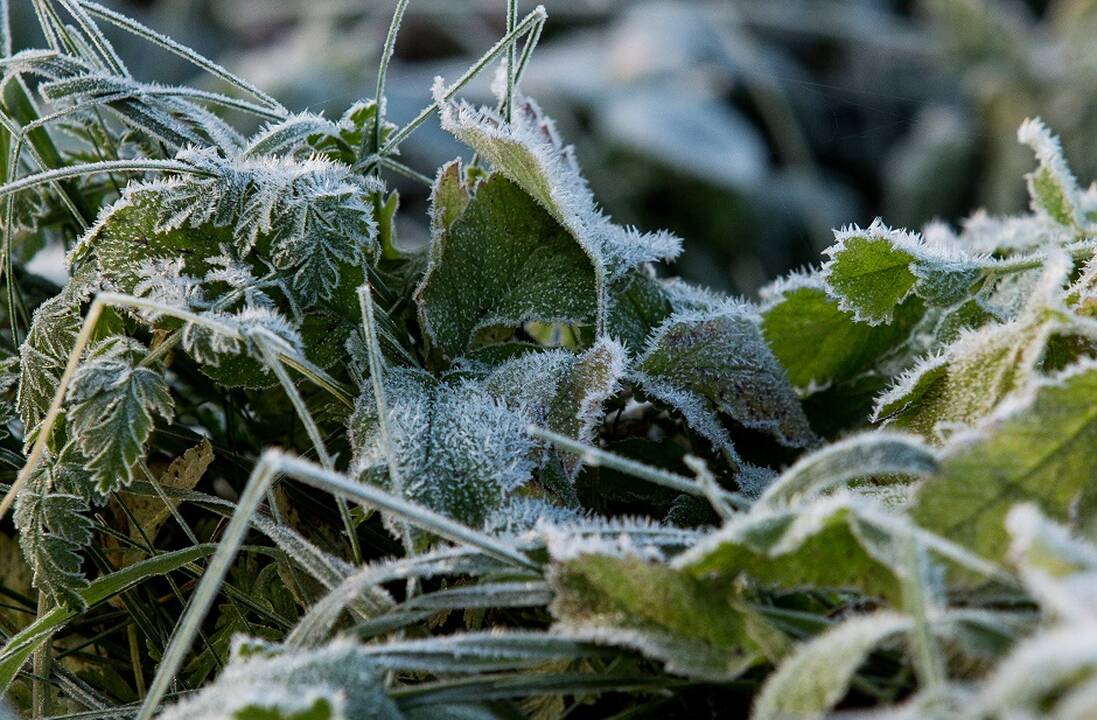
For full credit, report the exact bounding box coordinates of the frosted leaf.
[758,431,937,509]
[484,338,627,479]
[1006,504,1097,623]
[606,269,674,353]
[752,612,912,720]
[414,167,599,356]
[349,368,536,535]
[822,219,982,325]
[17,293,82,439]
[632,301,814,459]
[156,637,401,720]
[133,257,207,320]
[75,146,382,308]
[483,496,584,536]
[548,549,764,680]
[29,59,244,151]
[674,494,998,603]
[436,95,681,335]
[874,254,1071,441]
[13,451,94,610]
[66,337,174,495]
[1017,117,1088,229]
[243,112,338,158]
[761,270,923,392]
[911,360,1097,567]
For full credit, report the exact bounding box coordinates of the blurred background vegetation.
[21,0,1095,294]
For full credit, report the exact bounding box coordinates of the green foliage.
[2,3,1097,719]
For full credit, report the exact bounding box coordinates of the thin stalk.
[380,5,546,156]
[503,0,517,122]
[529,425,751,510]
[254,330,363,565]
[900,535,947,704]
[373,0,410,156]
[0,158,206,199]
[357,284,414,559]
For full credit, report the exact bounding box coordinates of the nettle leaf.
[822,220,982,325]
[66,337,174,495]
[415,167,599,356]
[761,271,923,391]
[874,255,1072,441]
[912,361,1097,565]
[433,95,681,344]
[632,301,814,460]
[74,146,381,308]
[157,638,401,720]
[13,451,94,610]
[751,612,912,720]
[548,552,765,680]
[349,367,535,535]
[1017,117,1090,230]
[17,293,82,439]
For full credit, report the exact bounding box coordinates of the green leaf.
[482,338,627,479]
[0,543,217,693]
[912,361,1097,565]
[761,272,923,391]
[349,368,535,535]
[632,302,814,459]
[437,96,681,339]
[415,169,599,356]
[66,337,174,494]
[606,269,673,354]
[549,552,763,680]
[874,255,1070,441]
[1017,117,1086,228]
[822,221,980,325]
[752,612,912,720]
[17,293,82,438]
[757,431,937,509]
[13,452,93,610]
[676,495,998,604]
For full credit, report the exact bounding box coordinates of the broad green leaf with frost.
[349,367,535,535]
[437,95,681,337]
[913,362,1097,564]
[156,638,401,720]
[675,495,998,603]
[761,272,923,391]
[66,337,174,494]
[752,612,912,720]
[549,552,763,680]
[875,255,1072,441]
[822,220,981,325]
[632,301,814,459]
[415,169,599,356]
